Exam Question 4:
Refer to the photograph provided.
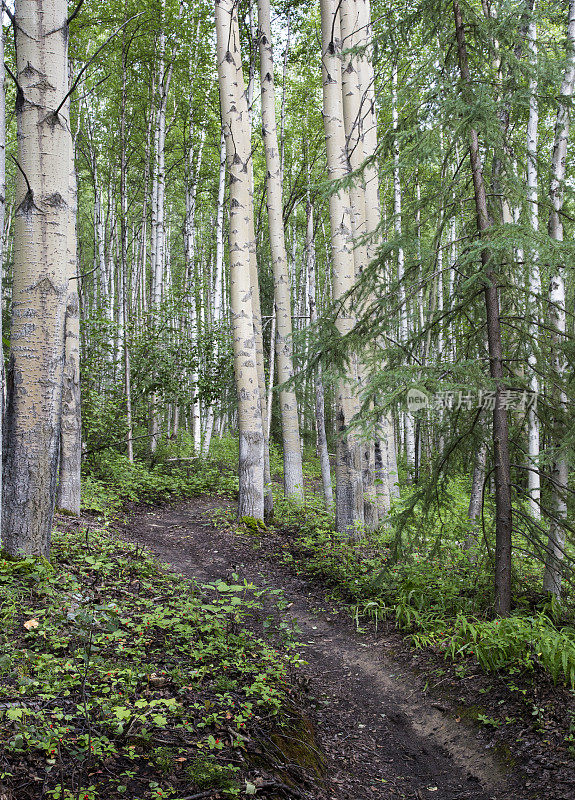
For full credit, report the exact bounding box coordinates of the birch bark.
[243,38,273,519]
[356,0,398,507]
[185,127,206,452]
[3,0,71,556]
[306,195,333,509]
[465,440,487,563]
[392,66,416,475]
[150,24,172,453]
[56,123,81,514]
[215,0,264,520]
[526,3,541,518]
[257,0,304,499]
[542,0,575,595]
[339,0,378,526]
[320,0,364,533]
[203,131,227,454]
[120,30,134,463]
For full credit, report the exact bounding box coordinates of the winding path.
[119,497,516,800]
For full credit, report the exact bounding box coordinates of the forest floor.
[116,495,575,800]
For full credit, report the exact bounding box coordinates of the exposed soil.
[117,497,575,800]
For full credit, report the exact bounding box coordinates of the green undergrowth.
[81,437,241,515]
[265,492,575,692]
[0,524,304,800]
[81,435,321,518]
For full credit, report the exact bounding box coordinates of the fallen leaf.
[23,619,39,630]
[149,673,168,687]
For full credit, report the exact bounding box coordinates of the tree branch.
[54,12,145,118]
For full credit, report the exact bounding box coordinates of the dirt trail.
[119,498,521,800]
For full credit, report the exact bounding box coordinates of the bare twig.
[66,0,85,26]
[54,13,144,117]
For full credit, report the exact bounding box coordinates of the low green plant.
[0,522,303,799]
[81,436,242,516]
[185,755,238,791]
[261,479,575,690]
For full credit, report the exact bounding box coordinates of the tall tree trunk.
[185,127,206,453]
[266,306,276,442]
[203,131,227,454]
[120,29,134,463]
[214,131,226,321]
[356,0,398,508]
[257,0,304,499]
[149,24,174,454]
[465,440,487,563]
[306,196,333,509]
[136,82,155,317]
[3,0,71,556]
[392,66,416,476]
[320,0,364,534]
[243,35,273,519]
[339,0,378,526]
[215,0,264,520]
[56,128,81,514]
[526,2,541,518]
[543,0,575,595]
[0,23,5,531]
[454,0,513,616]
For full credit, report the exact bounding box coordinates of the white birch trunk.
[214,131,226,320]
[257,0,304,499]
[356,0,398,506]
[392,66,416,474]
[56,128,81,515]
[242,45,273,518]
[320,0,364,533]
[306,196,333,509]
[339,0,378,527]
[186,128,206,453]
[120,34,134,463]
[465,441,487,562]
[266,306,276,442]
[215,0,264,520]
[3,0,71,556]
[149,28,171,454]
[543,0,575,595]
[203,132,227,454]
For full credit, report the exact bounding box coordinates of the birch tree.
[392,66,416,475]
[542,0,575,595]
[215,0,264,520]
[257,0,304,500]
[339,0,378,526]
[356,0,398,510]
[306,193,333,509]
[320,0,364,533]
[56,123,81,514]
[3,0,71,556]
